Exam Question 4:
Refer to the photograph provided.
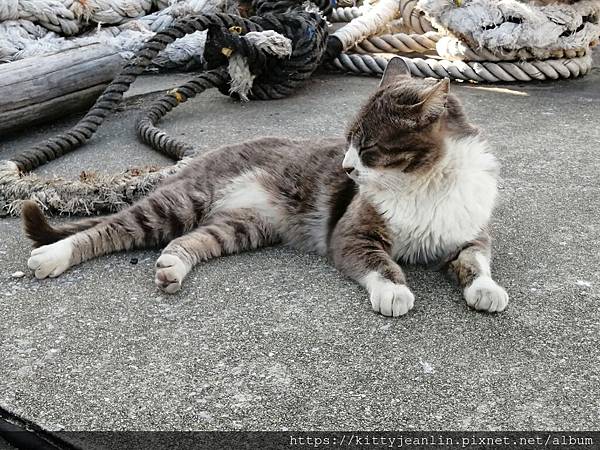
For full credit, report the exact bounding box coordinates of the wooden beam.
[0,43,124,136]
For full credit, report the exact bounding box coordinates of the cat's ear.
[379,57,411,88]
[419,78,450,120]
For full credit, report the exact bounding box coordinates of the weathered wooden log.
[0,43,124,136]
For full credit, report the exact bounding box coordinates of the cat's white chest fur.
[363,136,499,264]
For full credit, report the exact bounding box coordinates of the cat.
[22,57,508,317]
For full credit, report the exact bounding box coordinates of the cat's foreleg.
[154,210,276,293]
[330,223,414,317]
[447,231,509,312]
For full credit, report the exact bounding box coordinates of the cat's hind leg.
[154,209,277,293]
[447,231,509,313]
[24,184,207,279]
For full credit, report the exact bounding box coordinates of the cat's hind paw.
[464,276,509,313]
[27,239,73,279]
[155,254,187,294]
[369,280,415,317]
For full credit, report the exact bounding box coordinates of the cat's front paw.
[369,281,415,317]
[464,276,509,313]
[155,254,187,294]
[27,239,73,279]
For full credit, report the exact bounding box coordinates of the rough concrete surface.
[0,55,599,434]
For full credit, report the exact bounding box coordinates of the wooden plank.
[0,43,124,112]
[0,83,108,137]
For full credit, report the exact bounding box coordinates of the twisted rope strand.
[353,31,440,55]
[332,52,593,82]
[326,0,596,83]
[330,6,364,23]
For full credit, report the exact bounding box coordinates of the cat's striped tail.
[21,200,103,248]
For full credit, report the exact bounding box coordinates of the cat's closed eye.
[358,142,377,154]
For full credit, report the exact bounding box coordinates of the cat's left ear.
[420,78,450,119]
[379,57,411,88]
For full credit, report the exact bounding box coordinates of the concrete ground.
[0,53,599,435]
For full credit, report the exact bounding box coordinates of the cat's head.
[343,58,472,188]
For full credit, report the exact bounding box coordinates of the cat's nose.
[344,166,355,176]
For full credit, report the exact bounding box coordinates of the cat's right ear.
[379,57,411,88]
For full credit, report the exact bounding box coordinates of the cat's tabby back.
[23,58,508,317]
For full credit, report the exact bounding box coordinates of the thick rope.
[8,4,328,174]
[0,70,228,216]
[9,13,260,173]
[435,36,591,62]
[353,30,439,55]
[0,0,81,35]
[352,31,590,62]
[136,70,229,160]
[330,0,399,51]
[332,52,593,82]
[325,0,597,83]
[1,1,328,216]
[0,157,192,217]
[330,6,364,23]
[399,0,434,35]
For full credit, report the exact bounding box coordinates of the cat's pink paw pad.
[155,254,187,294]
[464,276,508,313]
[370,283,415,317]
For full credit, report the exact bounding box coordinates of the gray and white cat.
[22,58,508,317]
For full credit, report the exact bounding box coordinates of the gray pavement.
[0,57,599,433]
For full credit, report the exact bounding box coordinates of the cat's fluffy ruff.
[22,58,508,317]
[357,135,499,264]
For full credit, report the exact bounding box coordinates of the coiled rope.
[332,53,593,82]
[326,0,597,82]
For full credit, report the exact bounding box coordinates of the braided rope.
[331,0,399,51]
[399,0,434,35]
[326,0,596,83]
[9,5,328,173]
[352,31,591,62]
[0,70,230,216]
[332,52,593,82]
[136,70,229,160]
[436,36,591,62]
[330,6,364,23]
[0,0,81,35]
[0,158,192,217]
[68,0,154,25]
[9,13,260,173]
[353,31,439,55]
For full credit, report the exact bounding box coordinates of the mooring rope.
[326,0,598,82]
[10,13,260,173]
[331,52,593,82]
[353,31,439,55]
[0,0,328,216]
